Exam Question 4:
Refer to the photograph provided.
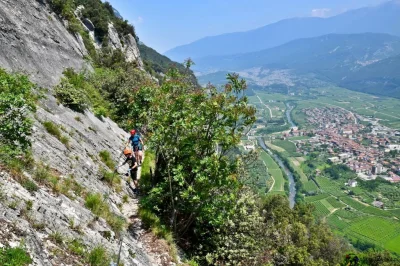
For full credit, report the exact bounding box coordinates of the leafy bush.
[54,78,88,112]
[0,247,32,266]
[0,69,36,150]
[87,246,110,266]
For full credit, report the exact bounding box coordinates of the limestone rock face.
[108,22,123,50]
[0,0,87,88]
[124,34,144,67]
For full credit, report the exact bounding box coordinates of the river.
[257,102,297,208]
[286,103,296,128]
[258,138,296,208]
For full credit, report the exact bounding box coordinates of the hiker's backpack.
[131,134,140,147]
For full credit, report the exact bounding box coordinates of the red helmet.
[130,129,136,135]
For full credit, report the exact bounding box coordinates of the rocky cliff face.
[0,1,166,265]
[107,22,144,68]
[0,0,87,88]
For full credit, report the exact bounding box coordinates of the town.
[287,107,400,183]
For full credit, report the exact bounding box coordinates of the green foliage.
[0,247,32,266]
[99,150,114,169]
[67,239,86,257]
[49,231,65,245]
[21,179,38,193]
[136,72,260,263]
[87,246,111,266]
[43,121,62,138]
[101,169,121,188]
[0,68,36,150]
[201,190,265,265]
[139,43,198,84]
[324,164,357,180]
[85,193,126,233]
[42,121,70,147]
[54,78,88,112]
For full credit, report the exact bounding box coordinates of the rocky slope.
[0,0,169,265]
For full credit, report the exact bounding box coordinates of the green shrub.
[21,179,38,193]
[101,169,121,188]
[0,247,32,266]
[85,193,126,233]
[25,200,33,211]
[60,135,70,147]
[67,239,86,256]
[87,246,110,266]
[54,78,87,112]
[0,69,36,163]
[49,231,64,245]
[99,150,114,169]
[85,193,104,215]
[43,121,62,139]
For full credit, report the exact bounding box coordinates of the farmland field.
[326,197,346,208]
[260,151,286,195]
[303,180,318,193]
[249,88,400,254]
[344,217,400,253]
[305,193,330,202]
[312,200,331,218]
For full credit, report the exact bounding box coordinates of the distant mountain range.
[165,0,400,62]
[196,33,400,98]
[166,0,400,98]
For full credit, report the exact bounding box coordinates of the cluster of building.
[292,107,400,183]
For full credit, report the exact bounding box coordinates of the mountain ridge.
[165,0,400,61]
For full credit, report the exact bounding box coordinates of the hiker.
[127,129,144,166]
[116,148,139,193]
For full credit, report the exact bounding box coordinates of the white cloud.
[311,8,332,18]
[134,16,144,24]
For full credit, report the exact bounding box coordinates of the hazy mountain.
[340,55,400,98]
[196,33,400,98]
[195,33,400,73]
[165,0,400,62]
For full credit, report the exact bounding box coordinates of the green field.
[249,87,400,254]
[305,193,330,202]
[344,217,400,253]
[260,151,286,195]
[312,200,331,218]
[303,180,319,192]
[272,140,300,156]
[253,87,400,130]
[326,197,346,209]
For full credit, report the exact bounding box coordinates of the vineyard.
[312,200,331,218]
[305,193,329,202]
[303,180,319,193]
[326,197,346,208]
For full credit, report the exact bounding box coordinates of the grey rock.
[124,34,144,68]
[108,22,123,50]
[0,0,87,88]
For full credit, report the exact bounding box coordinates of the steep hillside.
[165,0,400,61]
[0,0,87,88]
[340,55,400,98]
[0,0,179,265]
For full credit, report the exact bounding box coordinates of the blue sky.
[107,0,385,53]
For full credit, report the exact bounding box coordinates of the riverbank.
[258,137,296,208]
